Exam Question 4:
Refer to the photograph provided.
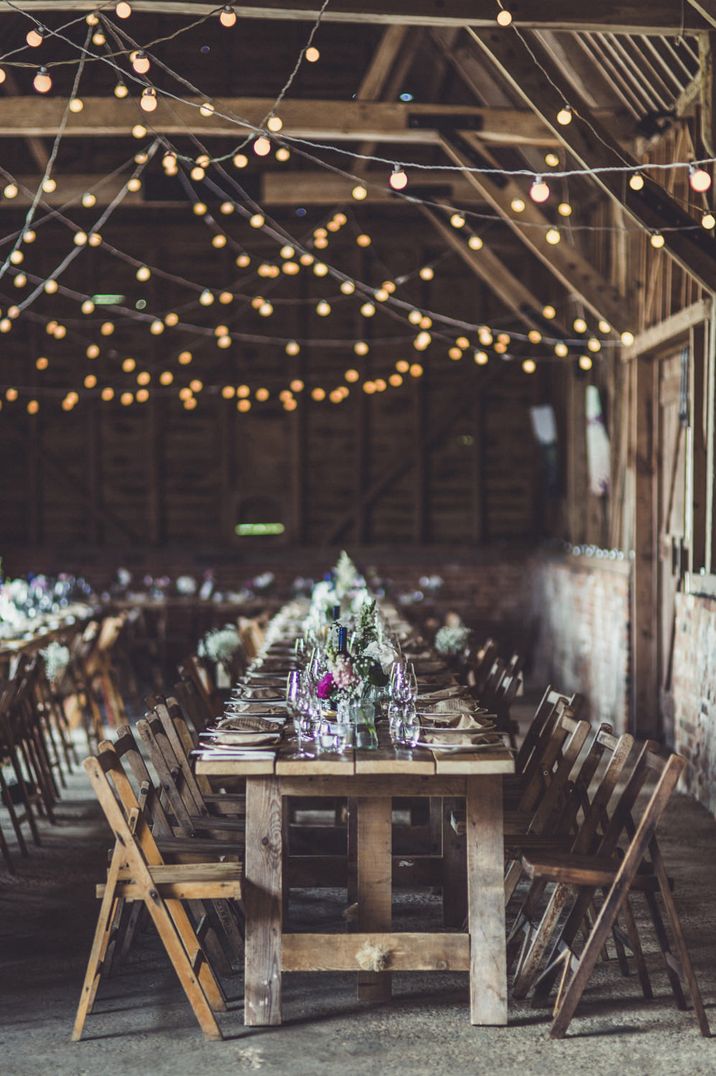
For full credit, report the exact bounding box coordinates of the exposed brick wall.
[673,591,716,816]
[532,555,631,733]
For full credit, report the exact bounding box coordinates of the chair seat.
[97,861,243,901]
[521,851,622,886]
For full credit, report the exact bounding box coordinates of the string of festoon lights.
[0,0,698,415]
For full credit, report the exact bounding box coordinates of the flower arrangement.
[434,623,470,657]
[198,625,243,668]
[41,641,71,684]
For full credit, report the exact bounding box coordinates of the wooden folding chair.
[73,747,242,1042]
[522,747,710,1038]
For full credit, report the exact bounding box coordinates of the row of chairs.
[500,686,709,1038]
[0,612,134,872]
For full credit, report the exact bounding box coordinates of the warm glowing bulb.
[220,5,237,27]
[311,386,326,401]
[253,135,271,157]
[522,358,537,374]
[629,172,645,192]
[316,300,331,316]
[689,165,712,193]
[42,177,56,193]
[73,231,88,246]
[33,67,52,94]
[530,177,550,203]
[573,317,587,334]
[650,231,665,249]
[3,183,17,199]
[81,191,96,208]
[544,152,560,168]
[448,346,462,361]
[420,267,435,281]
[199,289,214,306]
[211,234,227,249]
[199,101,215,117]
[255,387,269,402]
[542,305,556,319]
[89,232,102,247]
[114,81,128,99]
[554,342,569,358]
[360,302,376,318]
[27,27,44,47]
[587,337,601,353]
[44,278,58,294]
[116,1,132,17]
[468,235,484,251]
[233,152,248,169]
[69,97,84,113]
[356,233,372,247]
[286,340,300,356]
[345,369,359,383]
[450,212,465,229]
[528,330,542,344]
[178,351,193,365]
[84,374,97,389]
[496,9,512,26]
[556,106,572,126]
[557,201,572,217]
[354,341,369,356]
[140,88,158,112]
[390,166,408,191]
[545,227,561,245]
[305,46,320,62]
[122,357,136,373]
[621,330,635,346]
[267,113,283,133]
[352,184,367,201]
[132,51,150,75]
[86,344,100,359]
[249,212,265,228]
[702,212,716,229]
[578,354,593,371]
[511,197,525,213]
[150,320,164,335]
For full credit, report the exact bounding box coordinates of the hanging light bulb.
[73,231,88,247]
[389,165,408,191]
[42,176,56,192]
[554,342,569,358]
[352,184,368,201]
[629,172,645,191]
[219,5,237,27]
[0,68,5,85]
[578,354,593,371]
[689,164,712,193]
[544,152,560,168]
[33,67,52,94]
[140,87,158,112]
[44,278,58,294]
[316,300,331,316]
[114,80,128,99]
[543,305,556,319]
[69,96,84,113]
[26,26,44,47]
[3,183,17,199]
[511,197,526,213]
[81,299,95,314]
[702,212,716,230]
[468,235,484,251]
[419,266,434,281]
[354,341,369,356]
[530,176,550,203]
[573,317,587,333]
[557,201,572,217]
[199,289,215,306]
[253,135,271,156]
[450,212,465,228]
[116,1,132,17]
[556,105,573,126]
[545,227,561,245]
[650,231,665,249]
[267,113,283,133]
[522,359,537,374]
[136,265,151,282]
[305,46,320,62]
[81,191,96,208]
[131,51,150,75]
[496,7,512,25]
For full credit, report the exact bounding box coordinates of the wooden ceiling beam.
[688,1,716,28]
[0,169,487,207]
[6,1,710,33]
[440,134,630,331]
[419,204,570,338]
[470,27,716,295]
[0,96,557,146]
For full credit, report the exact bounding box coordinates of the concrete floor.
[1,765,716,1076]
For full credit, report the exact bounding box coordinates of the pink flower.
[316,673,335,699]
[333,655,357,690]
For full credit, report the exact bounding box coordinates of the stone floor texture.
[1,762,716,1076]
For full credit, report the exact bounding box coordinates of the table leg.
[356,796,392,1003]
[466,775,507,1025]
[442,797,467,927]
[244,776,283,1026]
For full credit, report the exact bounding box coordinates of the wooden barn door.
[656,349,688,745]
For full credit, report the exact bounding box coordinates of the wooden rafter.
[470,28,716,295]
[419,204,570,338]
[688,1,716,28]
[0,96,558,146]
[6,1,711,34]
[440,133,630,332]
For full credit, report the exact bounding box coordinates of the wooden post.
[244,776,283,1026]
[689,323,708,572]
[356,796,392,1002]
[465,775,507,1025]
[631,355,659,738]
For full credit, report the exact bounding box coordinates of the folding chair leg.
[142,895,223,1040]
[655,869,711,1036]
[513,884,572,999]
[164,898,227,1013]
[622,894,653,1000]
[72,849,124,1041]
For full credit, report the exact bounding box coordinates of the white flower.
[41,641,70,683]
[199,626,242,665]
[435,624,470,657]
[363,639,398,674]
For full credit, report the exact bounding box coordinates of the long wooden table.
[197,740,514,1026]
